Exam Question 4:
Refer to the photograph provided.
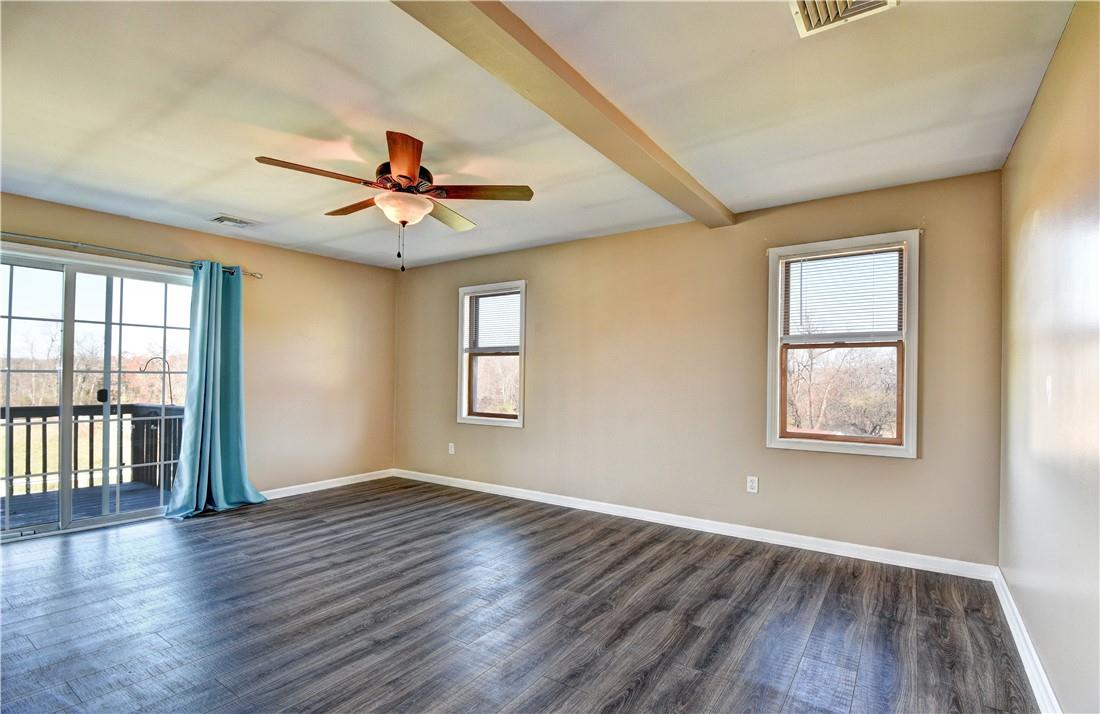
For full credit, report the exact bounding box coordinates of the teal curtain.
[166,261,266,519]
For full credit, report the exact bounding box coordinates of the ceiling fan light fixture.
[256,130,532,232]
[374,191,433,226]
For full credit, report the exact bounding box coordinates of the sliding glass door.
[1,252,191,538]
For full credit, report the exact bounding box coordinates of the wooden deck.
[1,477,1036,713]
[3,482,162,529]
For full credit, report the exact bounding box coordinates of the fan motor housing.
[376,161,434,190]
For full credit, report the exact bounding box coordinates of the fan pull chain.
[397,222,406,272]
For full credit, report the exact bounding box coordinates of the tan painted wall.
[1000,2,1100,711]
[395,171,1003,563]
[1,193,397,491]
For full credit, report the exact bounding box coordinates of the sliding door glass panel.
[96,275,190,518]
[161,284,190,510]
[2,264,63,533]
[71,272,116,520]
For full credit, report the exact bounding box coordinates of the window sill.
[767,435,915,459]
[458,414,524,428]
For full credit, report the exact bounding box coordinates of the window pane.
[784,344,899,441]
[71,414,112,473]
[73,322,106,372]
[119,325,165,372]
[165,329,189,373]
[6,475,60,528]
[0,264,10,316]
[10,265,62,319]
[166,284,192,328]
[168,373,187,408]
[9,319,62,371]
[111,277,121,323]
[120,278,165,326]
[473,292,521,348]
[471,354,519,417]
[120,373,164,406]
[72,371,113,407]
[75,273,108,322]
[10,419,60,477]
[8,372,60,408]
[784,249,901,337]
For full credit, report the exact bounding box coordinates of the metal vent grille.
[208,214,258,228]
[790,0,897,37]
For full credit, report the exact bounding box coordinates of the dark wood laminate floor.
[1,477,1036,714]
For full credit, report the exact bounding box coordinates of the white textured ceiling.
[509,0,1073,212]
[1,2,1072,268]
[0,2,683,268]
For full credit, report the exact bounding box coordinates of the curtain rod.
[0,231,264,279]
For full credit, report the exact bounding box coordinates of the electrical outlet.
[448,442,455,455]
[746,475,759,494]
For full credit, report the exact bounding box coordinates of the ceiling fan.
[256,131,533,234]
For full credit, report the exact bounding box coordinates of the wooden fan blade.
[428,199,476,232]
[325,197,376,216]
[386,131,423,186]
[430,185,533,201]
[256,157,377,187]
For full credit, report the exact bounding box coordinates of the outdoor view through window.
[780,247,905,445]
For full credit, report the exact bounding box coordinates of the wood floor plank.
[3,633,175,702]
[555,615,708,713]
[498,677,591,714]
[959,580,1037,712]
[0,682,82,714]
[704,551,838,712]
[851,613,919,713]
[782,656,857,714]
[0,477,1037,713]
[800,558,879,675]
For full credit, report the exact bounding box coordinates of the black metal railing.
[3,404,185,496]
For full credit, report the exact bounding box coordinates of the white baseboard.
[392,468,996,579]
[261,469,392,500]
[991,569,1062,713]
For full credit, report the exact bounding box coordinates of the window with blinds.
[468,292,521,351]
[782,248,904,339]
[767,232,918,456]
[459,281,525,425]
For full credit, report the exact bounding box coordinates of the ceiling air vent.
[208,214,258,229]
[790,0,897,37]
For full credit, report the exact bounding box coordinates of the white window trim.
[457,280,526,428]
[1,241,193,285]
[766,229,919,458]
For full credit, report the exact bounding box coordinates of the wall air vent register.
[790,0,898,37]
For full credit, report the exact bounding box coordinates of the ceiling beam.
[393,1,736,228]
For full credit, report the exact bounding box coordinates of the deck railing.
[3,404,185,496]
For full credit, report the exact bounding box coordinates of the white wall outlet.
[448,442,455,455]
[746,475,759,494]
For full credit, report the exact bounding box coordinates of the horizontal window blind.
[469,292,521,350]
[782,247,903,338]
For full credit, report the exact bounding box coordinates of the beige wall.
[1000,2,1099,711]
[395,171,1003,563]
[1,193,397,491]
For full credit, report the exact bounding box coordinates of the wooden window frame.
[778,340,904,446]
[766,230,919,459]
[467,352,520,420]
[458,281,525,428]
